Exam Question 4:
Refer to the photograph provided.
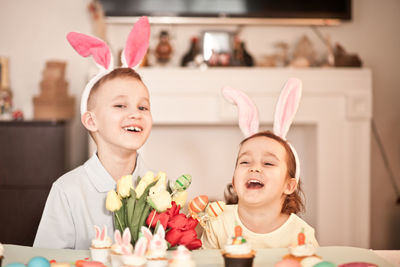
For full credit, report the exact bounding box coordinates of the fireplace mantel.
[90,67,372,247]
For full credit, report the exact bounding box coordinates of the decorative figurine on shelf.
[87,0,107,41]
[181,37,202,67]
[0,56,13,120]
[289,35,317,68]
[155,30,172,64]
[334,43,362,67]
[231,36,254,67]
[33,60,75,120]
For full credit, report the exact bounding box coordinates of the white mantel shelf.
[90,67,372,248]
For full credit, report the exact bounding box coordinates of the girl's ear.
[81,111,97,132]
[284,178,297,195]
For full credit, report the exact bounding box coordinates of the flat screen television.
[100,0,351,25]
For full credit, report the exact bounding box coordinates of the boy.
[34,17,151,249]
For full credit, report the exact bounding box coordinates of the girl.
[201,79,318,249]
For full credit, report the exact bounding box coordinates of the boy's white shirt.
[33,152,150,249]
[201,204,318,249]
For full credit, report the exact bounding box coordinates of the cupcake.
[121,236,148,267]
[111,229,134,267]
[221,225,256,267]
[282,230,320,263]
[141,226,168,267]
[168,245,195,267]
[0,243,4,267]
[90,225,112,264]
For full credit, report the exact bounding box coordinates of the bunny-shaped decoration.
[141,226,168,261]
[66,16,150,115]
[112,228,134,255]
[120,236,148,267]
[90,225,112,263]
[147,172,172,212]
[221,77,302,181]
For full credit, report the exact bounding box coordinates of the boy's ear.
[284,178,297,195]
[81,111,98,132]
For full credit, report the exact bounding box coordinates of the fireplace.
[89,67,372,247]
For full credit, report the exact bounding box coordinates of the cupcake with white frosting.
[282,229,320,263]
[221,225,255,267]
[168,245,195,267]
[90,225,112,264]
[141,226,168,267]
[111,229,134,267]
[121,236,148,267]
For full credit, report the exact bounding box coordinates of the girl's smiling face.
[233,136,296,208]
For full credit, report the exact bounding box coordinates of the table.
[2,244,397,267]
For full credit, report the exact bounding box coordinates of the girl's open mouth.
[246,179,264,189]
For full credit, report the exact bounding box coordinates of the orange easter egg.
[189,195,209,213]
[206,201,226,217]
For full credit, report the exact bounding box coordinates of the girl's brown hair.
[224,130,305,214]
[87,68,143,111]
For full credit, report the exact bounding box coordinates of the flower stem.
[149,209,157,228]
[115,213,123,231]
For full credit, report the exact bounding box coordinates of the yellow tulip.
[106,190,122,212]
[117,175,133,198]
[172,190,188,207]
[135,171,155,198]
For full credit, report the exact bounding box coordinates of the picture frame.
[202,31,233,66]
[0,56,9,90]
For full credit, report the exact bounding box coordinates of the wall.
[1,0,399,249]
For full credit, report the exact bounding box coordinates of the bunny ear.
[134,237,148,257]
[121,16,150,69]
[273,78,302,139]
[222,86,259,137]
[141,226,153,243]
[94,225,101,239]
[100,225,107,241]
[122,228,131,245]
[66,32,112,70]
[114,229,122,244]
[155,225,165,239]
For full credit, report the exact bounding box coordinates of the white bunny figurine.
[141,226,168,261]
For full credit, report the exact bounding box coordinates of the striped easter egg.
[174,174,192,191]
[206,201,226,217]
[189,195,209,213]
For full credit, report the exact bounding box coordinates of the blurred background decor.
[33,61,75,120]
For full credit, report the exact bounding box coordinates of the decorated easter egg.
[206,201,226,217]
[189,195,209,213]
[5,264,26,267]
[27,256,50,267]
[174,174,192,191]
[274,259,301,267]
[300,256,323,267]
[314,261,337,267]
[338,263,377,267]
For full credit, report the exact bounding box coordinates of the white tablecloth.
[2,244,398,267]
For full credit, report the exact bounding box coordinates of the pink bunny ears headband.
[222,78,302,182]
[66,16,150,115]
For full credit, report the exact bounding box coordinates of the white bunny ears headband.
[222,78,302,182]
[66,16,150,115]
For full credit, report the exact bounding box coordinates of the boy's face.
[233,136,295,208]
[88,77,152,153]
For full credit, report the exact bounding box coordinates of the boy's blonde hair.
[87,68,143,111]
[224,130,305,214]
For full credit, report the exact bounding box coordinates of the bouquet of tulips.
[105,171,200,248]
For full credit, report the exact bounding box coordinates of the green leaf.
[126,189,136,224]
[130,180,157,244]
